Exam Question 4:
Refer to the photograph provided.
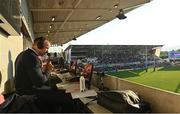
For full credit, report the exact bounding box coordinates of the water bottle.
[80,76,85,92]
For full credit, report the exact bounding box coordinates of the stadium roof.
[64,44,163,52]
[28,0,151,45]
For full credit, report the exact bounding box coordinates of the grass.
[108,66,180,94]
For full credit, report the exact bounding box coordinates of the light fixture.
[51,16,55,22]
[96,16,101,20]
[116,9,127,19]
[113,4,118,8]
[72,37,77,40]
[49,24,53,29]
[48,31,50,34]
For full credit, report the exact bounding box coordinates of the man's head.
[33,37,50,56]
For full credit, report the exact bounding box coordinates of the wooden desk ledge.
[80,97,112,113]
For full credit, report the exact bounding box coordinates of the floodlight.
[116,9,127,19]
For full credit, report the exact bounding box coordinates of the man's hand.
[46,61,54,71]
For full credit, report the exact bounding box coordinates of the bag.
[97,90,151,113]
[0,93,39,112]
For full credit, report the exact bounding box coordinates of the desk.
[54,71,97,98]
[53,70,112,113]
[56,81,111,113]
[56,82,97,99]
[80,97,112,113]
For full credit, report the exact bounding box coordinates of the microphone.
[47,53,51,63]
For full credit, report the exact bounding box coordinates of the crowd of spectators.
[75,52,162,73]
[67,45,163,73]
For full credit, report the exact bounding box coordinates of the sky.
[49,0,180,52]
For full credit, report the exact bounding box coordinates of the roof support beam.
[30,0,151,12]
[30,8,116,12]
[34,29,89,34]
[54,0,83,37]
[33,20,109,24]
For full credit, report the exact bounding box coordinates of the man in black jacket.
[15,37,53,92]
[14,37,77,112]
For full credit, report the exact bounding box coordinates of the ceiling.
[28,0,151,45]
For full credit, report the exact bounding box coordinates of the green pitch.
[108,66,180,94]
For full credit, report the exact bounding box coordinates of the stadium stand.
[64,45,163,73]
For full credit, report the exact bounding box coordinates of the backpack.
[97,90,151,113]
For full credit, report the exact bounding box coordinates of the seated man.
[14,37,77,112]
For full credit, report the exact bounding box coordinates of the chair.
[68,60,77,76]
[81,64,93,89]
[0,94,5,105]
[59,60,77,75]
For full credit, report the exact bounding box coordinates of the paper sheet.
[71,90,97,99]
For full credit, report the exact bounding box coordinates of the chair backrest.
[0,94,5,105]
[69,60,77,76]
[82,64,93,89]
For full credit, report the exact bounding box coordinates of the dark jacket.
[14,49,49,92]
[14,49,76,113]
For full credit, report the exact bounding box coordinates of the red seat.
[82,64,93,79]
[81,64,93,89]
[0,94,5,104]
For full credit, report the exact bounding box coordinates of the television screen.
[168,51,180,60]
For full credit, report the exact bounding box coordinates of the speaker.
[36,37,45,49]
